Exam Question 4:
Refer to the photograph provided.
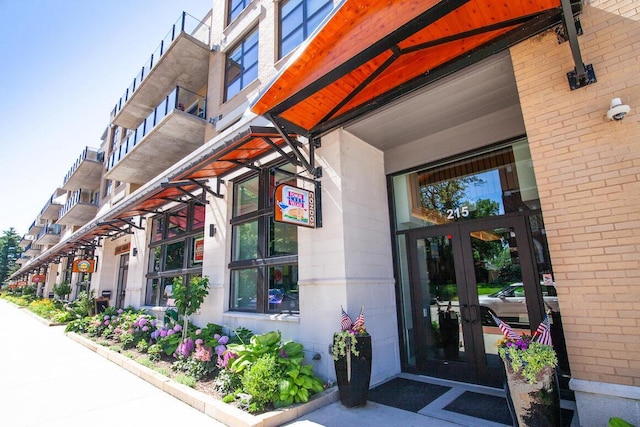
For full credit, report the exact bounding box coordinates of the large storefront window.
[230,163,299,314]
[145,203,204,307]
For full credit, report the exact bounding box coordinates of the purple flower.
[195,339,203,346]
[138,318,148,326]
[280,348,288,358]
[218,335,229,345]
[167,329,175,336]
[103,315,109,320]
[104,320,110,325]
[176,338,195,358]
[151,320,157,327]
[214,333,220,340]
[173,324,181,332]
[215,345,226,356]
[142,326,149,332]
[160,330,168,338]
[150,331,159,340]
[117,309,123,315]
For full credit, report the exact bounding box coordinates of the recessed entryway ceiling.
[344,51,522,152]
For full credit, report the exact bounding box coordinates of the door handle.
[470,305,480,324]
[461,304,470,323]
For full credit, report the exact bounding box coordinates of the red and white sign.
[193,237,204,263]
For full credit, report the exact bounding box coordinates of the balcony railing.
[62,147,105,187]
[110,12,210,119]
[58,190,100,219]
[40,192,64,218]
[107,86,206,171]
[36,224,62,241]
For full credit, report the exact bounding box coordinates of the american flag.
[491,312,522,340]
[533,314,553,346]
[340,306,353,331]
[353,306,365,330]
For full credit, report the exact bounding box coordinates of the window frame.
[145,202,205,307]
[224,27,259,102]
[227,0,251,25]
[278,0,333,59]
[229,162,299,314]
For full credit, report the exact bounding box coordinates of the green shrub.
[241,354,284,412]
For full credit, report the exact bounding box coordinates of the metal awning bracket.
[266,113,322,179]
[561,0,596,90]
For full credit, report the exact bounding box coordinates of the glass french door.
[407,215,544,387]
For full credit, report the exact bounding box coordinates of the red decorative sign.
[193,237,204,263]
[72,259,96,273]
[32,275,46,283]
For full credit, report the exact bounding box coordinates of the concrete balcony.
[105,86,206,184]
[24,242,42,257]
[35,224,62,246]
[110,12,211,130]
[19,235,33,248]
[57,190,99,226]
[16,254,30,265]
[39,189,66,221]
[26,219,45,237]
[62,147,105,192]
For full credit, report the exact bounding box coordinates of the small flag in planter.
[340,306,353,331]
[533,313,553,346]
[491,312,522,340]
[353,306,365,330]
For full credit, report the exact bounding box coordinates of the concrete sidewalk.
[0,300,464,427]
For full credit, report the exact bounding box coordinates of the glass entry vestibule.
[392,140,569,388]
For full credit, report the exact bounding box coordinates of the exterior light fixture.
[607,98,631,121]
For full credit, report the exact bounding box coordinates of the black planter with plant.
[332,306,372,408]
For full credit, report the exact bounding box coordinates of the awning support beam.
[266,113,322,179]
[561,0,595,90]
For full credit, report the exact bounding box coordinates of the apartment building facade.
[11,1,640,424]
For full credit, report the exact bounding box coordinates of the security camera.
[607,98,631,121]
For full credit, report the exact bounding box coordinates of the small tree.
[53,281,72,300]
[173,275,210,341]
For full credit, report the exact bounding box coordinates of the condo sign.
[274,184,316,228]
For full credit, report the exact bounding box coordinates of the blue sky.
[0,0,212,236]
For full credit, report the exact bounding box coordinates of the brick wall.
[511,1,640,386]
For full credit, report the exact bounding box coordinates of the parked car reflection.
[478,282,558,326]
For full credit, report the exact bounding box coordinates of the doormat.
[443,391,513,424]
[367,378,451,412]
[443,391,575,426]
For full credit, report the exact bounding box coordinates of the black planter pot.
[334,334,372,407]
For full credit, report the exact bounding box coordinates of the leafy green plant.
[172,275,209,341]
[241,354,284,412]
[53,281,71,299]
[609,417,635,427]
[225,331,324,408]
[497,336,558,383]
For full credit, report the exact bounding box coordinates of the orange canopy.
[252,0,571,135]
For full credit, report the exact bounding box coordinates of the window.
[228,0,251,24]
[145,203,205,306]
[279,0,333,59]
[230,163,299,313]
[225,28,259,101]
